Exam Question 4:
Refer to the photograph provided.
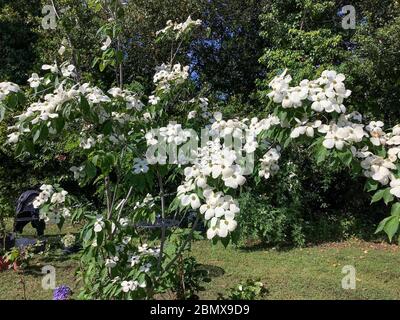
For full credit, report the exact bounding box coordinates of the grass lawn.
[1,219,400,300]
[193,240,400,300]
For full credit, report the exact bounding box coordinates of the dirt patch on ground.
[313,238,400,252]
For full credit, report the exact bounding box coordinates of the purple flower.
[53,285,72,300]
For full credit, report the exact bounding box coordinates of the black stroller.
[13,190,46,236]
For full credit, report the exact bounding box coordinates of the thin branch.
[50,0,81,81]
[159,214,200,277]
[157,169,166,273]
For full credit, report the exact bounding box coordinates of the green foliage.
[258,0,400,122]
[218,279,268,300]
[237,192,305,247]
[172,256,211,300]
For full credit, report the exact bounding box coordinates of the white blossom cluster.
[33,184,70,224]
[268,69,351,112]
[0,82,20,101]
[174,112,281,239]
[259,147,281,179]
[106,243,161,293]
[107,87,144,111]
[145,123,194,164]
[153,63,189,91]
[156,16,201,38]
[268,69,400,202]
[188,97,211,120]
[7,63,147,146]
[318,115,366,150]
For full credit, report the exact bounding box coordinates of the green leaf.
[391,202,400,216]
[337,150,353,166]
[383,188,394,205]
[85,161,97,178]
[80,95,91,116]
[365,180,379,192]
[315,145,328,164]
[375,216,392,234]
[371,189,385,204]
[384,216,400,242]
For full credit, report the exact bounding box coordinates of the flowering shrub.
[1,0,399,299]
[32,184,71,228]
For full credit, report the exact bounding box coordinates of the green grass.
[0,219,82,300]
[193,240,400,300]
[1,219,400,300]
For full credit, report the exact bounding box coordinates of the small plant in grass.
[4,246,35,300]
[218,279,268,300]
[61,234,76,249]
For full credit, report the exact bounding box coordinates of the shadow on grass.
[198,264,225,278]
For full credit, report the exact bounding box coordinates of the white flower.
[42,63,59,74]
[62,208,71,218]
[50,190,68,204]
[94,215,105,232]
[61,64,76,77]
[128,255,140,267]
[217,217,238,237]
[105,256,119,268]
[206,216,236,239]
[139,263,152,273]
[7,132,20,144]
[70,166,84,179]
[361,156,396,185]
[187,110,197,119]
[80,137,96,150]
[107,87,123,97]
[181,193,201,209]
[223,166,246,189]
[138,244,149,253]
[243,139,258,154]
[290,119,322,138]
[388,147,400,162]
[386,135,400,146]
[365,121,384,132]
[143,112,152,122]
[133,158,149,174]
[101,36,112,51]
[200,203,216,220]
[28,73,42,88]
[58,45,66,56]
[149,95,160,105]
[390,179,400,198]
[0,82,20,103]
[121,281,134,293]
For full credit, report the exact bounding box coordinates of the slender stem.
[157,169,166,273]
[105,177,112,219]
[118,37,123,88]
[160,214,200,277]
[170,38,184,65]
[110,178,120,214]
[50,0,81,81]
[116,187,133,222]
